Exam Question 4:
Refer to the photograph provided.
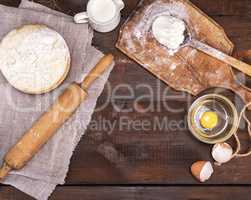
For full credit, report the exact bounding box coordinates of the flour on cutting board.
[152,15,186,50]
[123,0,191,57]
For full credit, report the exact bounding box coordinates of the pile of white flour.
[152,15,186,50]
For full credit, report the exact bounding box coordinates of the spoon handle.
[190,39,251,77]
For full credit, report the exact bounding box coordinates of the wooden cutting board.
[116,0,251,105]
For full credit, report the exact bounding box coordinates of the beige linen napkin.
[0,0,114,199]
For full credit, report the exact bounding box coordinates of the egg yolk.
[200,111,218,130]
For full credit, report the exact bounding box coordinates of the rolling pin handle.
[0,162,12,179]
[81,54,114,91]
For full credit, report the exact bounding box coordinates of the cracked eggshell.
[191,161,214,182]
[212,143,233,164]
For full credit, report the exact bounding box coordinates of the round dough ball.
[152,15,186,50]
[0,25,70,94]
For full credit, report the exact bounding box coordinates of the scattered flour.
[152,15,186,50]
[170,63,177,70]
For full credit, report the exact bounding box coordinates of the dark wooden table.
[1,0,251,199]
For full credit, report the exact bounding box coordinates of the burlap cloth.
[0,0,114,199]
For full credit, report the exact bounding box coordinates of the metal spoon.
[155,16,251,77]
[182,22,251,76]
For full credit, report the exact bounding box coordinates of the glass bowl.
[187,94,239,144]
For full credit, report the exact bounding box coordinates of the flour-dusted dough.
[0,25,70,94]
[152,15,186,50]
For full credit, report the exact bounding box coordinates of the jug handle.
[113,0,125,11]
[74,12,89,24]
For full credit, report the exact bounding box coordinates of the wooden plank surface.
[1,0,251,199]
[1,186,251,200]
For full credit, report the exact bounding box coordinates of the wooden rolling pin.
[0,54,114,179]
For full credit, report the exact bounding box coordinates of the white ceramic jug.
[74,0,124,33]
